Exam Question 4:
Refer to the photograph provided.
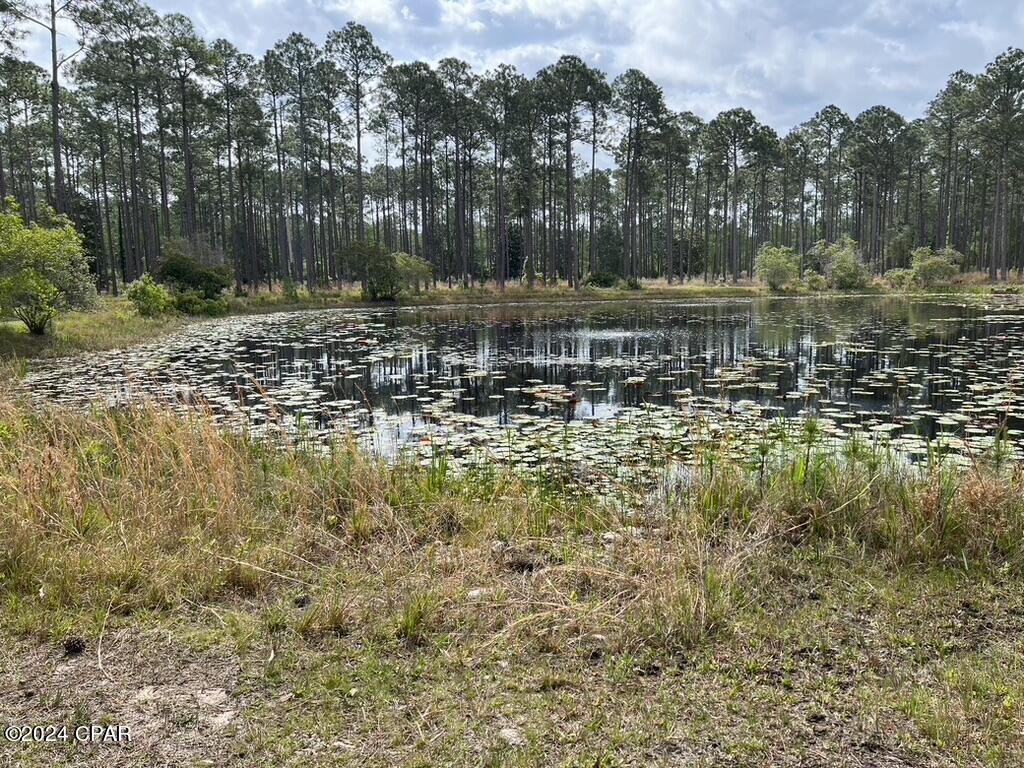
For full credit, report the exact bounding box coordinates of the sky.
[19,0,1024,134]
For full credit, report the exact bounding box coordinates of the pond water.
[27,294,1024,482]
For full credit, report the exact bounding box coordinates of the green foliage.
[911,246,961,287]
[125,273,174,317]
[804,269,827,291]
[754,244,799,290]
[0,198,95,335]
[360,247,401,301]
[625,277,642,291]
[885,268,915,291]
[806,239,829,274]
[830,252,871,289]
[282,278,300,302]
[822,236,871,290]
[394,252,433,293]
[173,289,229,316]
[350,243,434,301]
[584,271,618,289]
[886,224,914,268]
[157,248,231,300]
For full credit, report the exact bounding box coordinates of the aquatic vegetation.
[24,296,1024,491]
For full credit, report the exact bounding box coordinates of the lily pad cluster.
[26,296,1024,487]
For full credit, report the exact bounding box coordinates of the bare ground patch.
[0,625,243,767]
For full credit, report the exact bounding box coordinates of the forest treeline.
[2,0,1024,294]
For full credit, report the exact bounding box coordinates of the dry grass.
[1,375,1022,652]
[1,376,1023,765]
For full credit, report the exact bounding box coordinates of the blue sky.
[22,0,1024,132]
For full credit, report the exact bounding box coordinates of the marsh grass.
[2,374,1023,765]
[1,284,760,362]
[1,370,1021,651]
[3,280,1018,367]
[0,298,187,360]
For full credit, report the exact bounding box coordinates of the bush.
[282,278,300,302]
[911,246,961,287]
[885,268,915,291]
[349,244,434,301]
[365,253,402,301]
[0,198,94,334]
[625,277,642,291]
[804,270,827,291]
[830,252,871,289]
[584,271,618,289]
[754,244,799,290]
[157,251,231,300]
[394,252,433,293]
[126,273,174,317]
[173,289,229,317]
[822,237,871,290]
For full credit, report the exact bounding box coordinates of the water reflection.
[27,295,1024,471]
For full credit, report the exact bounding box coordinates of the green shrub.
[365,254,401,301]
[157,251,231,300]
[911,246,961,287]
[0,198,95,334]
[350,244,434,301]
[625,277,642,291]
[822,237,871,290]
[173,289,229,316]
[885,268,915,291]
[584,271,618,289]
[754,244,799,290]
[282,278,300,302]
[804,270,827,291]
[394,252,433,293]
[125,273,174,317]
[830,252,870,289]
[347,243,396,301]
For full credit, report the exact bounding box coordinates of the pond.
[26,294,1024,483]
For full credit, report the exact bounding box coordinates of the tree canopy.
[2,4,1024,293]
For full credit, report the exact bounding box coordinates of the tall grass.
[1,374,1021,657]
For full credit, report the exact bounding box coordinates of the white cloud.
[14,0,1024,133]
[438,0,487,32]
[325,0,410,28]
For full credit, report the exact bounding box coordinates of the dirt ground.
[1,626,243,767]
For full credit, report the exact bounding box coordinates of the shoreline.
[3,281,1018,366]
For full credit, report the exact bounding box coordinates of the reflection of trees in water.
[31,297,1023,458]
[352,298,1021,421]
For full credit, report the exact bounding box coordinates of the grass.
[0,298,187,361]
[225,278,766,314]
[0,364,1022,766]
